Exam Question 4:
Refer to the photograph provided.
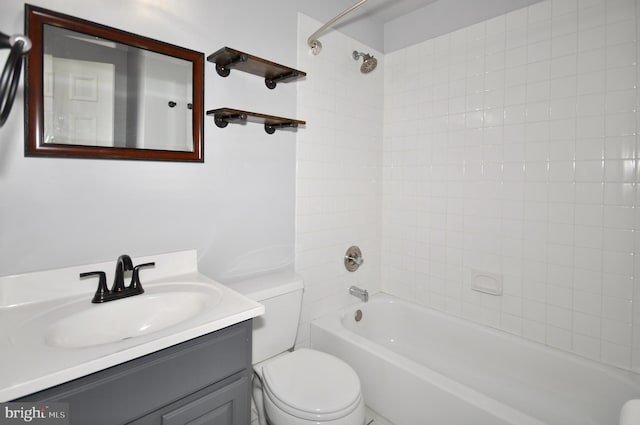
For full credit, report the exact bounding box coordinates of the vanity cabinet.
[16,320,252,425]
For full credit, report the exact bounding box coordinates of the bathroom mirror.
[24,5,204,161]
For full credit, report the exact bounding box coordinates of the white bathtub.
[310,293,640,425]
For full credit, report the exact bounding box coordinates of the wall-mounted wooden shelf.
[207,108,305,134]
[207,47,306,89]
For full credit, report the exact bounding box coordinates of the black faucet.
[112,254,134,293]
[80,255,155,303]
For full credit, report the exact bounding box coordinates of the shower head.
[352,50,377,74]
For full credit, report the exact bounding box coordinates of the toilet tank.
[226,271,303,364]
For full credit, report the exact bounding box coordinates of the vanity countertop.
[0,250,264,401]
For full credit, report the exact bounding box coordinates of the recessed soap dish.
[471,269,503,296]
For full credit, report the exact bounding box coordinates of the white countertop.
[0,250,264,401]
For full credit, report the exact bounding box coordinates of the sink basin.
[0,250,266,402]
[15,282,222,349]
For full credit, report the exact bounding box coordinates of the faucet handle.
[344,246,364,272]
[129,262,155,292]
[80,271,108,303]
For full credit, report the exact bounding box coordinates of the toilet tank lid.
[225,270,303,301]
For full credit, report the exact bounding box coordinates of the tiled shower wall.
[383,0,640,371]
[295,14,383,347]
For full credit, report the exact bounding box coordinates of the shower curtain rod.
[307,0,369,55]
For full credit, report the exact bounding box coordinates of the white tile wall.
[295,14,383,347]
[383,0,640,371]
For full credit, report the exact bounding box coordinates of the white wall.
[383,0,640,372]
[384,0,543,52]
[0,0,310,280]
[295,14,383,346]
[0,0,384,280]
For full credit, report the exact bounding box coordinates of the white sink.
[0,250,265,402]
[13,282,222,349]
[46,285,220,348]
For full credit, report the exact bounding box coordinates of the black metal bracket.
[264,122,298,134]
[265,71,300,89]
[215,54,248,77]
[214,113,247,128]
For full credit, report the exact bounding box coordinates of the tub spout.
[349,285,368,302]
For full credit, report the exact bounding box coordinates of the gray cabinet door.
[160,375,250,425]
[129,371,251,425]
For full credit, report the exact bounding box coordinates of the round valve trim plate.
[344,246,363,272]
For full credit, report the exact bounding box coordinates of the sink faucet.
[349,285,368,302]
[112,254,134,293]
[80,254,155,303]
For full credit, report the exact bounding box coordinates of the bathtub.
[310,293,640,425]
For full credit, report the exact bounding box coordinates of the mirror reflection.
[25,5,204,161]
[43,25,193,152]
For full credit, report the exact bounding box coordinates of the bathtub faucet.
[349,285,368,302]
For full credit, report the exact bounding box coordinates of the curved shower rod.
[307,0,369,55]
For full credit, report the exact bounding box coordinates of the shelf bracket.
[215,53,248,77]
[264,122,298,134]
[265,71,301,90]
[214,113,247,128]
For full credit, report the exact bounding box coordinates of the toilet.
[228,271,365,425]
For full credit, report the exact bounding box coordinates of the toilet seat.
[261,349,363,421]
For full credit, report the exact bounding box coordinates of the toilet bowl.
[227,272,365,425]
[256,349,365,425]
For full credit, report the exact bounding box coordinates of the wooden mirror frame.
[24,4,204,162]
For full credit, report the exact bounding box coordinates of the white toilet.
[228,271,365,425]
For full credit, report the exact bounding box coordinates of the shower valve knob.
[344,246,364,272]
